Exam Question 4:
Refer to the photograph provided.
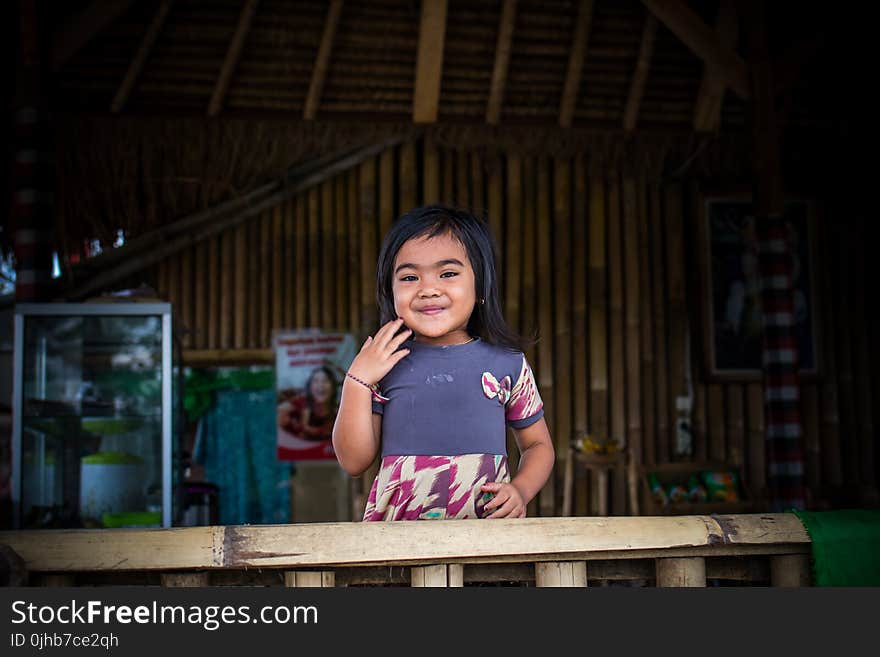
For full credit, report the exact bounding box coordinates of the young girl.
[332,205,554,521]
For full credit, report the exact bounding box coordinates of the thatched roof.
[29,0,859,130]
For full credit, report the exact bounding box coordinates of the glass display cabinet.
[12,303,173,529]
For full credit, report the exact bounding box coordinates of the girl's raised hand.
[347,318,411,386]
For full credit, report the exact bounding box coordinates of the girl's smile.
[392,232,476,346]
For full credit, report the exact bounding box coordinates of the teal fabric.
[792,509,880,586]
[196,388,291,525]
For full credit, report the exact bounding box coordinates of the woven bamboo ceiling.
[34,0,856,133]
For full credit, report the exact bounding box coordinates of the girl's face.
[392,232,477,346]
[309,370,334,403]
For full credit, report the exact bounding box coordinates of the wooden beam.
[693,0,738,132]
[641,0,749,100]
[0,515,810,573]
[51,0,134,70]
[623,14,657,132]
[208,0,259,117]
[63,136,408,300]
[303,0,343,120]
[559,0,594,128]
[486,0,517,125]
[111,0,174,113]
[413,0,448,123]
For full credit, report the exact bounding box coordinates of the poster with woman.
[274,330,356,461]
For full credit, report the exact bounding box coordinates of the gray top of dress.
[372,337,544,456]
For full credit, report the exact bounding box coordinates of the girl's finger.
[389,348,411,367]
[388,327,412,351]
[374,318,405,346]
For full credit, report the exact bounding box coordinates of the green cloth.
[793,509,880,586]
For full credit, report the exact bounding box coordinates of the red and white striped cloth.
[758,213,806,510]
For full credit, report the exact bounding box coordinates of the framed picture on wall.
[697,194,821,381]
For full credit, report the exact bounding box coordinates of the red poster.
[274,330,356,461]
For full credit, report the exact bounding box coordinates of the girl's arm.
[332,318,410,476]
[482,417,554,518]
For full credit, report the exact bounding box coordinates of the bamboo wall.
[152,136,878,517]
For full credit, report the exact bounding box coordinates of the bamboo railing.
[0,514,812,587]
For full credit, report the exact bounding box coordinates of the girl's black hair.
[376,204,533,352]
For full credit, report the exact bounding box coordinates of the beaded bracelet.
[345,371,390,404]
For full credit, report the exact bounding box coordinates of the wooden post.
[536,157,555,516]
[535,561,587,587]
[655,557,706,587]
[161,572,210,587]
[284,571,336,587]
[770,555,810,587]
[411,564,462,587]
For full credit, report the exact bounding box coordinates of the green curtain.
[793,509,880,586]
[195,385,290,525]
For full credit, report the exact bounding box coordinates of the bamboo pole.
[650,182,669,462]
[554,157,573,512]
[835,223,858,485]
[321,180,335,330]
[608,176,625,452]
[348,170,361,332]
[284,571,335,587]
[335,175,349,330]
[272,204,284,336]
[161,572,210,587]
[801,384,821,494]
[488,154,503,250]
[572,155,589,448]
[307,187,321,327]
[665,183,687,459]
[423,133,439,204]
[248,218,260,347]
[535,561,587,587]
[655,557,706,587]
[457,151,470,209]
[818,204,841,487]
[194,241,208,350]
[379,147,395,239]
[693,378,707,462]
[506,154,523,330]
[471,149,485,214]
[536,156,555,517]
[442,148,454,203]
[283,199,295,331]
[623,176,642,471]
[399,140,417,213]
[208,234,220,349]
[708,384,725,463]
[180,246,192,349]
[295,196,308,329]
[521,156,538,399]
[851,217,874,489]
[234,222,248,349]
[638,174,655,467]
[770,554,810,587]
[359,157,378,333]
[608,175,625,513]
[725,385,744,467]
[260,212,271,346]
[220,231,233,348]
[746,382,766,499]
[589,176,608,448]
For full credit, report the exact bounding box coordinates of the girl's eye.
[399,275,417,282]
[440,271,458,278]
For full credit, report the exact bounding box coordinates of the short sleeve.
[505,354,544,429]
